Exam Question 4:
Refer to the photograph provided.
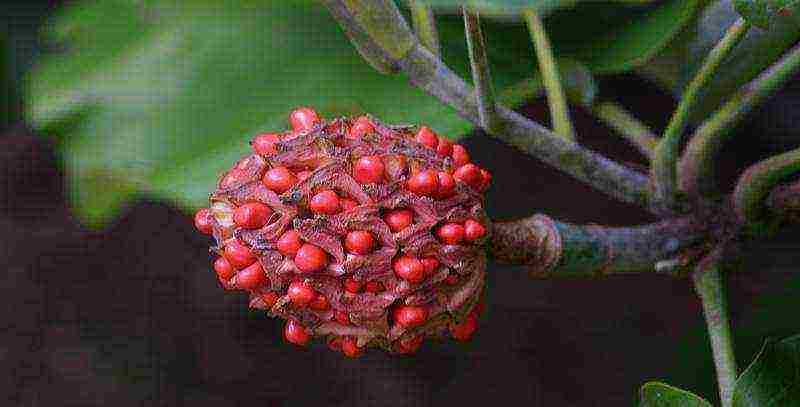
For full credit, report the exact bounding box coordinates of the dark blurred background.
[3,1,800,406]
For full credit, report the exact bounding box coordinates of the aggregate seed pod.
[195,107,490,356]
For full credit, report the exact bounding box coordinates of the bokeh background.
[3,1,800,406]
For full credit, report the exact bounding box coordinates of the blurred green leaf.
[639,382,712,407]
[735,0,800,28]
[732,334,800,406]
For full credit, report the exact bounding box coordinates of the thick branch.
[408,0,441,56]
[463,7,502,134]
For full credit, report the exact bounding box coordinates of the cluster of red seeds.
[194,107,490,356]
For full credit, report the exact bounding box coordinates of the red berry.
[335,310,351,325]
[294,243,329,273]
[398,335,424,354]
[219,170,243,189]
[479,169,492,191]
[345,230,375,255]
[453,163,482,189]
[437,172,456,198]
[437,223,465,245]
[393,255,426,283]
[309,190,341,215]
[252,133,281,156]
[213,257,235,280]
[328,337,342,351]
[384,209,413,233]
[309,294,330,311]
[348,116,373,139]
[436,138,454,157]
[288,280,316,307]
[296,170,312,182]
[393,305,428,328]
[285,320,310,346]
[277,229,303,256]
[235,262,267,290]
[452,144,470,167]
[464,219,487,242]
[261,292,279,309]
[450,312,478,342]
[353,155,385,184]
[340,198,359,212]
[415,126,439,149]
[194,209,213,234]
[445,274,459,285]
[421,257,439,275]
[407,170,439,197]
[233,202,273,229]
[341,337,363,358]
[262,166,297,194]
[290,107,320,132]
[365,281,384,293]
[224,239,256,268]
[344,277,363,293]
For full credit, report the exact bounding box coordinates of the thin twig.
[593,101,658,160]
[733,146,800,232]
[523,8,575,141]
[407,0,441,56]
[680,42,800,200]
[652,18,751,211]
[463,7,502,134]
[693,249,737,407]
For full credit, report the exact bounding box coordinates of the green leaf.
[638,381,712,407]
[732,334,800,406]
[735,0,800,29]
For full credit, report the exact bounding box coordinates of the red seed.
[479,169,492,191]
[235,262,267,290]
[383,209,413,233]
[407,170,439,197]
[393,255,426,283]
[436,223,465,245]
[233,202,273,229]
[335,310,351,325]
[194,209,213,234]
[309,190,341,215]
[415,126,439,149]
[464,219,487,242]
[277,229,303,256]
[296,170,312,182]
[261,292,279,309]
[294,243,329,273]
[213,257,235,280]
[421,257,439,275]
[289,107,320,132]
[328,337,342,351]
[445,273,459,285]
[252,132,281,156]
[288,280,316,307]
[343,277,363,293]
[345,230,375,255]
[262,166,297,194]
[348,116,374,139]
[224,239,256,268]
[219,170,244,189]
[437,171,456,198]
[353,155,385,184]
[436,138,454,157]
[365,281,384,293]
[340,198,359,212]
[309,294,330,311]
[452,144,470,167]
[341,337,363,358]
[450,312,478,342]
[284,320,310,346]
[393,305,428,328]
[398,335,424,354]
[453,163,483,189]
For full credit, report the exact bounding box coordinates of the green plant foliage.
[638,382,712,407]
[735,0,800,28]
[732,334,800,406]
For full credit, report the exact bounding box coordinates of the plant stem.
[463,7,502,134]
[407,0,441,57]
[522,8,575,141]
[680,42,800,200]
[652,18,750,211]
[733,146,800,233]
[693,251,737,407]
[593,101,657,160]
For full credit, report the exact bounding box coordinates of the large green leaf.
[638,382,712,407]
[735,0,800,28]
[732,334,800,406]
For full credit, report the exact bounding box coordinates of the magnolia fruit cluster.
[194,107,490,356]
